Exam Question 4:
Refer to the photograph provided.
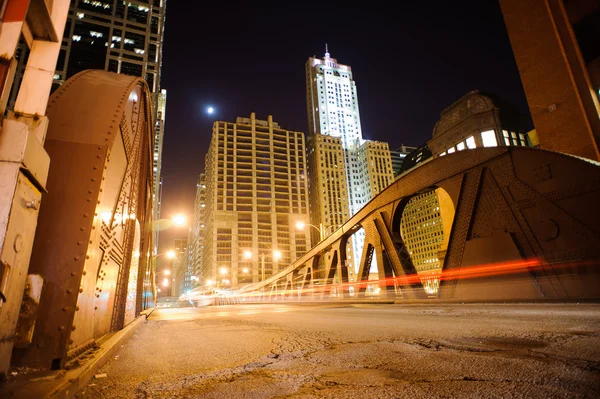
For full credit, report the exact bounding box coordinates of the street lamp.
[245,249,281,282]
[152,214,187,232]
[296,221,338,241]
[151,249,176,299]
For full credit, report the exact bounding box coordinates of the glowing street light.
[166,250,176,259]
[296,221,338,241]
[172,214,186,226]
[219,267,228,276]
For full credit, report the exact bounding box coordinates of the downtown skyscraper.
[9,0,168,237]
[200,113,311,289]
[306,48,394,273]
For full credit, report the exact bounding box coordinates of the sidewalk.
[0,311,150,399]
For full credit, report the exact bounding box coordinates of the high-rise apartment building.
[400,189,453,296]
[305,49,394,272]
[188,173,206,287]
[171,238,188,297]
[9,0,168,238]
[306,135,350,245]
[201,113,311,289]
[356,141,395,201]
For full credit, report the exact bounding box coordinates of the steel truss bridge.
[233,146,600,304]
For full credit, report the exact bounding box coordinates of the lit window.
[72,35,82,42]
[456,142,465,151]
[466,136,476,149]
[503,130,511,146]
[440,152,446,156]
[481,130,497,147]
[447,147,455,154]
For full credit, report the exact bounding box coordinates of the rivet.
[62,307,68,312]
[91,178,96,182]
[74,256,80,261]
[69,339,74,344]
[77,241,82,246]
[71,272,76,276]
[83,214,88,218]
[80,227,85,231]
[94,306,98,310]
[79,288,83,293]
[71,325,76,331]
[86,199,91,202]
[59,326,65,331]
[67,289,73,294]
[82,271,87,275]
[76,306,80,311]
[86,255,90,259]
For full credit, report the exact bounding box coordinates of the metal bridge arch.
[12,70,155,370]
[240,146,600,302]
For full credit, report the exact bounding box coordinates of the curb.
[0,313,149,399]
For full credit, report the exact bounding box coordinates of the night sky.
[157,1,532,249]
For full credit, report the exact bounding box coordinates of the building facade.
[429,90,531,157]
[356,140,395,201]
[201,113,311,289]
[9,0,169,246]
[187,173,206,288]
[171,238,188,297]
[305,49,395,272]
[390,145,418,177]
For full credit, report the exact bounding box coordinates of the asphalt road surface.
[75,303,600,398]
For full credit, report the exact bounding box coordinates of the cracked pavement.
[75,303,600,398]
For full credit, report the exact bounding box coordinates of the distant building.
[356,141,395,202]
[306,135,350,245]
[390,145,418,177]
[400,189,454,296]
[305,48,395,272]
[397,144,433,175]
[500,0,600,161]
[201,113,311,289]
[188,174,206,288]
[172,239,188,297]
[428,90,531,157]
[8,1,169,252]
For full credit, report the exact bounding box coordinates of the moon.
[207,106,214,114]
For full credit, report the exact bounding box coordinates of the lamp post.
[296,221,338,242]
[151,249,176,300]
[244,249,281,282]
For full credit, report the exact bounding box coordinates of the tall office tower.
[399,189,454,296]
[188,173,206,288]
[9,0,168,247]
[171,238,188,297]
[356,141,395,202]
[202,113,311,289]
[152,89,167,248]
[306,47,364,217]
[306,134,351,245]
[306,49,394,272]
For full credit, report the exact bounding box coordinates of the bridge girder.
[241,147,600,302]
[11,70,155,370]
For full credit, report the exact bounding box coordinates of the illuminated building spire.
[325,43,330,59]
